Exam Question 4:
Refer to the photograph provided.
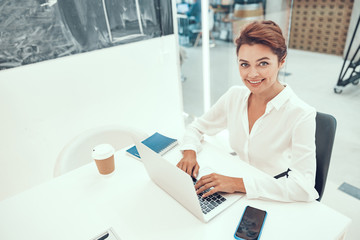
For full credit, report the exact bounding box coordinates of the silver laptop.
[135,141,244,222]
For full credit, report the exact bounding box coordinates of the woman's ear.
[279,55,286,68]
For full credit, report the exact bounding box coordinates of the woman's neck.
[250,81,285,105]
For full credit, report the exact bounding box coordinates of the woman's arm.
[195,174,246,198]
[176,150,199,178]
[194,110,319,202]
[180,88,236,154]
[244,110,319,202]
[177,88,235,176]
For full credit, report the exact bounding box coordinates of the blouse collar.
[242,82,292,111]
[268,83,292,110]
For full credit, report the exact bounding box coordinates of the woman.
[177,20,319,202]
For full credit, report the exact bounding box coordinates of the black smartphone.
[234,206,267,240]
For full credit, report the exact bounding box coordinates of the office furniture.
[212,1,265,42]
[176,2,197,46]
[177,1,266,45]
[211,4,233,41]
[289,0,354,56]
[54,125,148,177]
[192,9,216,47]
[176,2,238,45]
[0,33,185,201]
[0,142,351,240]
[315,112,337,201]
[335,15,360,94]
[177,13,191,46]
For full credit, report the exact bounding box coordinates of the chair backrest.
[54,125,148,177]
[315,112,337,201]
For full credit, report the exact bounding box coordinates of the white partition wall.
[0,35,184,201]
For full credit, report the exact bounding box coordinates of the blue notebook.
[126,132,178,160]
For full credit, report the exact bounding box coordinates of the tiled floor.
[180,41,360,239]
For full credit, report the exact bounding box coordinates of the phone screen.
[234,206,267,240]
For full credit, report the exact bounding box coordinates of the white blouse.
[180,85,319,202]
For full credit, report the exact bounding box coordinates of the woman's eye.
[240,63,248,67]
[259,62,269,67]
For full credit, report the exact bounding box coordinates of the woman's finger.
[194,176,213,190]
[177,162,183,170]
[185,163,193,176]
[193,163,200,178]
[195,173,216,188]
[202,188,218,198]
[196,181,217,194]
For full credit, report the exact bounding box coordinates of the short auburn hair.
[235,20,287,62]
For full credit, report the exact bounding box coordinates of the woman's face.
[237,44,285,96]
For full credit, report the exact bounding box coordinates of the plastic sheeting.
[0,0,173,70]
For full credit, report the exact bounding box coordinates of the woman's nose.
[248,67,260,78]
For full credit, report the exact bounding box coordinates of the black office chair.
[315,112,337,201]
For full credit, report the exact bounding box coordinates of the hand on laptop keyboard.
[194,173,246,198]
[176,150,199,178]
[191,176,227,214]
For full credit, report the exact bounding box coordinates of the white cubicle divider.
[0,35,185,201]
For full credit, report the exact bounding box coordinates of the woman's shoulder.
[210,86,248,111]
[225,85,249,98]
[284,85,316,117]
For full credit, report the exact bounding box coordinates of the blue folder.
[126,132,178,160]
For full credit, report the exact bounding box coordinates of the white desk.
[0,142,351,240]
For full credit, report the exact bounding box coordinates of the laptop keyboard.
[192,177,227,214]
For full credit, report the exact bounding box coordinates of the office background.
[0,0,359,239]
[178,0,359,239]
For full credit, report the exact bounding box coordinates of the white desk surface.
[0,142,351,240]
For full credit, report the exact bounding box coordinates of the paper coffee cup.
[92,144,115,175]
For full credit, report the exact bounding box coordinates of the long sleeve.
[180,85,319,202]
[180,88,233,154]
[243,110,319,202]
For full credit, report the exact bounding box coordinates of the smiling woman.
[177,20,320,203]
[235,21,288,133]
[238,44,284,101]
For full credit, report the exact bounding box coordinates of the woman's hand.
[176,150,200,178]
[195,173,246,198]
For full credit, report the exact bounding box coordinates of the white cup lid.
[92,144,115,160]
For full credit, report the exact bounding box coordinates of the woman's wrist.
[233,177,246,193]
[182,150,196,158]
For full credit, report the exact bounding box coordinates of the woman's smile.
[247,78,265,85]
[238,44,285,97]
